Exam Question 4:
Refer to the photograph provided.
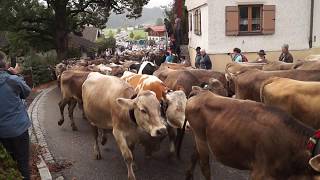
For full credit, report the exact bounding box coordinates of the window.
[239,5,262,33]
[226,5,275,36]
[194,9,201,35]
[189,13,192,31]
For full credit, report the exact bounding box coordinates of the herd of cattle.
[54,54,320,180]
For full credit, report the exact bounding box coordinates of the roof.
[145,26,166,33]
[82,26,99,42]
[68,33,97,49]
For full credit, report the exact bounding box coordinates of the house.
[145,26,166,42]
[185,0,320,72]
[68,26,102,58]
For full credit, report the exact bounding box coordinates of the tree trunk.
[54,0,68,61]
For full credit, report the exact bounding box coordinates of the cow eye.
[140,109,147,114]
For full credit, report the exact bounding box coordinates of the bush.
[0,144,23,180]
[66,48,81,59]
[21,51,58,87]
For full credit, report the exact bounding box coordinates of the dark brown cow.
[184,89,320,180]
[58,70,90,130]
[235,69,320,102]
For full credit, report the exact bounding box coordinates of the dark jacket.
[279,52,293,63]
[0,71,31,138]
[195,53,202,68]
[199,54,212,70]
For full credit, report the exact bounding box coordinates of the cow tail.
[260,77,278,103]
[175,118,188,159]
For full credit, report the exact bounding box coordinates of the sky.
[145,0,173,8]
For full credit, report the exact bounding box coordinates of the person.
[195,47,202,68]
[173,17,182,60]
[164,18,173,38]
[254,50,268,63]
[165,51,174,63]
[0,58,31,180]
[231,48,245,63]
[199,49,212,70]
[279,44,293,63]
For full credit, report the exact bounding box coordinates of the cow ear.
[192,86,202,91]
[116,98,135,109]
[309,154,320,172]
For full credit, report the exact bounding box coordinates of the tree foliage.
[0,0,150,60]
[129,31,134,39]
[155,18,164,26]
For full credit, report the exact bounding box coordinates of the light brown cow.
[184,89,320,180]
[58,70,90,130]
[82,72,167,180]
[235,69,320,102]
[121,71,188,156]
[262,61,295,71]
[261,77,320,129]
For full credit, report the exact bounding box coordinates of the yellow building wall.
[189,47,320,72]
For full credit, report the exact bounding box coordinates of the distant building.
[185,0,320,72]
[68,26,102,58]
[145,26,166,42]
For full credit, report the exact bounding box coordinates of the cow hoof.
[101,137,107,145]
[95,153,102,160]
[58,120,64,126]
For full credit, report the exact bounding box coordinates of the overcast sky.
[145,0,173,8]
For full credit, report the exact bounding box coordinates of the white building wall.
[313,0,320,48]
[187,4,209,51]
[186,0,311,54]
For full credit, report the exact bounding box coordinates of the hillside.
[106,7,165,28]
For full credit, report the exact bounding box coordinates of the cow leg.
[99,129,108,146]
[195,138,211,180]
[58,99,68,126]
[167,126,177,158]
[68,99,78,131]
[91,126,102,160]
[77,101,87,120]
[113,129,136,180]
[185,147,199,180]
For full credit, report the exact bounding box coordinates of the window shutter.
[262,5,276,35]
[225,6,239,36]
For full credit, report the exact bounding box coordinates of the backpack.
[241,54,248,62]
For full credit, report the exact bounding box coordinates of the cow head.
[203,78,228,97]
[163,90,188,129]
[117,90,167,137]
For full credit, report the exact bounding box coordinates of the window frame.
[238,4,263,35]
[193,9,202,36]
[189,12,193,31]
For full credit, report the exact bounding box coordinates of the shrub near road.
[0,144,23,180]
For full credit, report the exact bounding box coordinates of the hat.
[196,47,201,51]
[258,50,266,55]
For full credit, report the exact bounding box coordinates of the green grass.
[103,28,147,39]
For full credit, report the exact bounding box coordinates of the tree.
[117,29,121,34]
[0,0,150,60]
[108,30,114,38]
[155,18,164,26]
[134,34,142,40]
[129,31,134,39]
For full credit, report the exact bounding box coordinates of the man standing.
[0,58,31,180]
[279,44,293,63]
[195,47,201,68]
[173,17,182,60]
[199,49,212,70]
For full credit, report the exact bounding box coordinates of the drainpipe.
[309,0,314,48]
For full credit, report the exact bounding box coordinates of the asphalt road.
[40,87,249,180]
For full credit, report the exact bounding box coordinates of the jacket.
[195,53,202,68]
[279,52,293,63]
[199,54,212,70]
[0,71,31,138]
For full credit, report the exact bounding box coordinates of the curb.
[28,86,61,180]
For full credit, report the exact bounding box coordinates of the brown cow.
[184,89,320,180]
[261,77,320,129]
[58,70,90,131]
[293,61,320,70]
[262,61,295,71]
[235,69,320,102]
[82,72,167,180]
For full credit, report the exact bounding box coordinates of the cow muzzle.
[151,127,167,137]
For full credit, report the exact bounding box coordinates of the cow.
[225,62,265,96]
[58,70,90,131]
[293,61,320,70]
[82,72,167,180]
[260,77,320,129]
[55,63,67,87]
[121,71,188,157]
[183,88,320,180]
[129,61,157,75]
[262,61,295,71]
[235,69,320,102]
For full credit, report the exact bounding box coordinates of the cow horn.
[309,154,320,172]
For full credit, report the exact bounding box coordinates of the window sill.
[238,32,263,36]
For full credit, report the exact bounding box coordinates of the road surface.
[40,87,249,180]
